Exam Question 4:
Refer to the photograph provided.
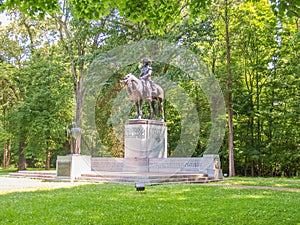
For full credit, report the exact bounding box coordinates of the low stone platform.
[77,171,216,184]
[91,155,223,178]
[9,170,57,180]
[9,170,220,184]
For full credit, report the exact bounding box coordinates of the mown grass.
[0,168,18,175]
[0,168,55,175]
[220,176,300,189]
[0,182,299,225]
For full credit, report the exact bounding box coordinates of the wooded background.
[0,0,299,176]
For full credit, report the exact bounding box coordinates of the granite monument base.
[56,155,91,182]
[124,119,167,159]
[91,154,223,179]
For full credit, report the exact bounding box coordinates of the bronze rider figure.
[139,58,156,100]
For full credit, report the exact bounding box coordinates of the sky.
[0,11,11,27]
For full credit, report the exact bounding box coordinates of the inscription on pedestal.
[148,158,203,172]
[124,119,167,159]
[57,160,71,177]
[125,127,145,138]
[91,158,124,171]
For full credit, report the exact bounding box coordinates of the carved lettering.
[184,162,200,167]
[125,127,145,138]
[57,161,71,177]
[149,128,163,137]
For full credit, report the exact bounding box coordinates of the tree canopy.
[0,0,299,176]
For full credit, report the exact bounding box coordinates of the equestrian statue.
[121,59,164,121]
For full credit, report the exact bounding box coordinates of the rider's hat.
[142,58,152,64]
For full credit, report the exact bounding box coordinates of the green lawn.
[220,176,300,189]
[0,168,18,175]
[0,168,55,175]
[0,181,299,225]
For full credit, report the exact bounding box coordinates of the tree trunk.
[75,70,84,128]
[3,139,11,169]
[72,62,84,155]
[227,92,235,176]
[225,0,235,177]
[18,141,26,170]
[256,68,261,176]
[45,147,51,170]
[2,107,11,169]
[251,159,255,177]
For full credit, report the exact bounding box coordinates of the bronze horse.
[121,73,164,121]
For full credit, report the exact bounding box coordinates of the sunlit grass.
[0,183,299,225]
[0,168,17,175]
[220,177,300,189]
[0,168,55,175]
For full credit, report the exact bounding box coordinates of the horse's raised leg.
[158,97,165,121]
[135,100,142,119]
[135,101,139,119]
[139,99,143,119]
[149,100,155,120]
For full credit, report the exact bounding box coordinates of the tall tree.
[0,20,24,168]
[0,62,18,168]
[231,1,278,176]
[50,2,130,130]
[18,55,73,169]
[224,0,235,176]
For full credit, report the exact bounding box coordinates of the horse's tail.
[155,85,164,99]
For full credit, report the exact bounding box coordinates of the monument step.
[9,170,57,179]
[84,172,208,179]
[77,176,212,184]
[77,172,212,184]
[8,170,220,184]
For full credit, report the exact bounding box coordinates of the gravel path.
[0,176,88,194]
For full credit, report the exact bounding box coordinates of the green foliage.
[0,0,299,176]
[28,59,72,160]
[69,0,113,19]
[118,0,183,32]
[1,0,212,33]
[269,0,300,18]
[0,0,59,18]
[0,62,18,140]
[0,182,299,224]
[94,71,126,157]
[6,53,74,167]
[0,168,17,175]
[201,0,300,176]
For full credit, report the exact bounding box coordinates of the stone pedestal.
[124,119,167,172]
[56,155,91,182]
[124,119,167,159]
